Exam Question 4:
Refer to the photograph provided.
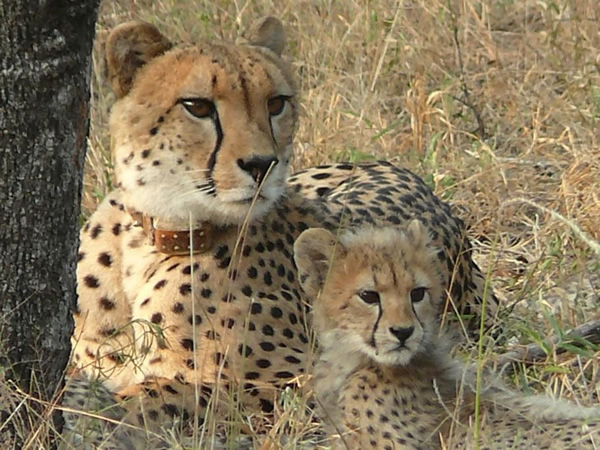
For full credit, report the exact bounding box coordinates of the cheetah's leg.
[72,193,139,392]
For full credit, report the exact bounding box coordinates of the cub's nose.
[389,326,414,346]
[237,157,278,184]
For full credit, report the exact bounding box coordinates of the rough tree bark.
[0,0,100,446]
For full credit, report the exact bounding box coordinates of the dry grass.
[3,0,599,448]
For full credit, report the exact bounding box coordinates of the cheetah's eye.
[410,287,427,303]
[181,98,215,119]
[358,290,380,305]
[267,95,290,116]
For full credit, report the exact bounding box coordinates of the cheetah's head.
[106,18,297,226]
[294,221,445,366]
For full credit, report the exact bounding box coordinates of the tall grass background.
[2,0,598,447]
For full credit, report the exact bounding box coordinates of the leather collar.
[129,211,222,255]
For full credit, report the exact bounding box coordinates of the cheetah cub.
[294,221,600,449]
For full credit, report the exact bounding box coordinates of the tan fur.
[296,225,600,449]
[64,17,503,448]
[107,19,297,226]
[289,163,501,338]
[67,19,317,447]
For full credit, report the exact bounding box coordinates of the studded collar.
[129,211,226,255]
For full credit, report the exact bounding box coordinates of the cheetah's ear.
[406,219,431,249]
[247,16,285,56]
[294,228,344,300]
[105,21,173,98]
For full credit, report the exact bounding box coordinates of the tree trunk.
[0,1,100,446]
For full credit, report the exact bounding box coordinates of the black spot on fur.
[214,245,229,259]
[218,256,231,269]
[263,271,272,286]
[182,264,199,275]
[151,313,163,324]
[163,384,178,395]
[256,359,271,368]
[112,223,121,235]
[316,186,330,197]
[222,318,235,328]
[166,263,180,272]
[179,284,191,295]
[259,342,275,352]
[188,314,202,325]
[83,275,99,288]
[238,344,253,357]
[161,403,178,417]
[242,285,252,296]
[214,352,228,368]
[282,328,294,339]
[90,225,102,239]
[97,252,112,267]
[99,296,116,310]
[154,279,167,290]
[206,330,220,340]
[259,398,274,412]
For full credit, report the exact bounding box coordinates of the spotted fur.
[64,17,501,447]
[295,224,600,449]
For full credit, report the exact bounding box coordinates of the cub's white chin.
[364,344,418,367]
[374,351,415,367]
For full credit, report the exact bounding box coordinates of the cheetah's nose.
[237,156,279,185]
[389,326,414,346]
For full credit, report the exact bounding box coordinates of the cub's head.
[294,221,445,366]
[106,18,297,225]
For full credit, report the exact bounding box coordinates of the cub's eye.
[181,98,215,119]
[358,290,380,305]
[410,287,427,303]
[267,95,289,116]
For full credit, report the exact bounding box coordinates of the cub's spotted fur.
[295,223,600,449]
[64,17,500,447]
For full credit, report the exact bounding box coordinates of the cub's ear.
[406,219,431,249]
[293,228,343,300]
[247,16,285,56]
[105,21,173,98]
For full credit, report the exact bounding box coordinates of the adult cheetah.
[64,17,499,446]
[294,222,600,449]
